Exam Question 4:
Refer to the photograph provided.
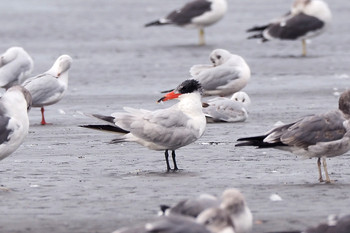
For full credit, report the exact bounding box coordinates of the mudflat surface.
[0,0,349,233]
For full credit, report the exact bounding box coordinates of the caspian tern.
[81,79,206,171]
[0,47,33,89]
[22,55,72,125]
[247,0,332,56]
[236,89,350,183]
[0,85,32,161]
[190,49,251,97]
[145,0,227,45]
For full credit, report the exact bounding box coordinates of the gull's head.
[54,55,73,77]
[210,49,231,67]
[339,89,350,115]
[196,207,235,233]
[220,188,246,215]
[292,0,310,14]
[157,79,202,102]
[231,92,251,107]
[0,47,25,66]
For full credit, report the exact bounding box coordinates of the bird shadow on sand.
[259,54,326,59]
[261,180,350,189]
[106,169,199,178]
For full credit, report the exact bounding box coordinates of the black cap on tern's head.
[175,79,202,94]
[157,79,202,102]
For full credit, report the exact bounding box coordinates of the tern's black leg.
[171,150,178,171]
[165,150,171,171]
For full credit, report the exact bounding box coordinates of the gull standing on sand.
[113,208,235,233]
[0,86,32,161]
[190,49,250,97]
[0,47,33,89]
[236,89,350,183]
[246,0,332,56]
[145,0,227,45]
[81,80,206,171]
[160,188,253,233]
[202,91,251,123]
[22,55,72,125]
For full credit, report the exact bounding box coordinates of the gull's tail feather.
[236,135,285,148]
[247,33,264,39]
[145,19,170,27]
[247,24,270,42]
[80,124,130,134]
[110,138,127,144]
[246,24,269,32]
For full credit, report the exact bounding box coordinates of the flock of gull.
[0,0,349,232]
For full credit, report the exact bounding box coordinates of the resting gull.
[0,86,32,161]
[22,55,72,125]
[0,47,33,89]
[202,91,251,123]
[303,214,350,233]
[160,193,220,217]
[265,214,350,233]
[247,0,332,56]
[160,188,253,233]
[80,80,206,171]
[113,208,235,233]
[145,0,227,45]
[236,89,350,183]
[190,49,250,97]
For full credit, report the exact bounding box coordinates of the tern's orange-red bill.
[157,91,181,102]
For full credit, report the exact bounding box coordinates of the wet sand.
[0,0,349,232]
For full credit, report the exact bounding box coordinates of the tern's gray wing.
[266,13,324,40]
[146,215,210,233]
[278,111,347,149]
[203,99,247,122]
[194,66,240,92]
[113,107,199,149]
[166,0,212,26]
[23,73,65,106]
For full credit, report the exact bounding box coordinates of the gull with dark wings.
[236,89,350,183]
[145,0,227,45]
[247,0,332,56]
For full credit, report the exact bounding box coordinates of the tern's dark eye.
[216,55,221,59]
